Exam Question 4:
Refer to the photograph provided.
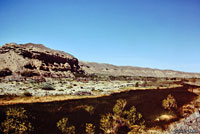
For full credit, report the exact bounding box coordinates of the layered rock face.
[0,43,84,78]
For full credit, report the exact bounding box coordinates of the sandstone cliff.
[0,43,83,78]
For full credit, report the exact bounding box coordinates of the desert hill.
[0,43,83,79]
[80,61,200,78]
[0,43,200,79]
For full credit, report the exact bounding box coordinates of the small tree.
[162,94,177,110]
[57,117,75,134]
[1,107,33,134]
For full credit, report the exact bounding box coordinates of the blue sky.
[0,0,200,73]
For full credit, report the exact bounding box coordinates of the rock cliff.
[0,43,83,79]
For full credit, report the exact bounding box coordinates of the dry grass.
[0,94,109,105]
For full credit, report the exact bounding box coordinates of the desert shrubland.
[1,107,33,134]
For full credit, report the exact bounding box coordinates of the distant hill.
[80,62,200,78]
[0,43,199,79]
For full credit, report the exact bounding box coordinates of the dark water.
[0,86,197,134]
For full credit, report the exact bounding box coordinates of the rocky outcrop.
[0,43,84,78]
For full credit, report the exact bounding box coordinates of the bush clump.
[57,117,75,134]
[1,107,33,134]
[23,91,32,97]
[41,83,55,90]
[100,99,145,134]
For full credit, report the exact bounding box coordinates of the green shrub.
[1,107,33,134]
[57,118,75,134]
[162,94,177,110]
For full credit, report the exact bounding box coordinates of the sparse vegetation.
[57,117,75,134]
[162,94,177,110]
[1,107,33,134]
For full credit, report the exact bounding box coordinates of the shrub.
[41,83,55,90]
[85,123,95,134]
[23,91,32,97]
[57,117,75,134]
[113,99,127,116]
[1,107,33,134]
[135,82,139,87]
[162,94,177,110]
[100,99,145,134]
[100,113,114,134]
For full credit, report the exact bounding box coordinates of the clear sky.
[0,0,200,73]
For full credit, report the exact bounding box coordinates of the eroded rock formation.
[0,43,84,79]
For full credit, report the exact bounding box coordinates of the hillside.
[80,61,200,78]
[0,43,200,79]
